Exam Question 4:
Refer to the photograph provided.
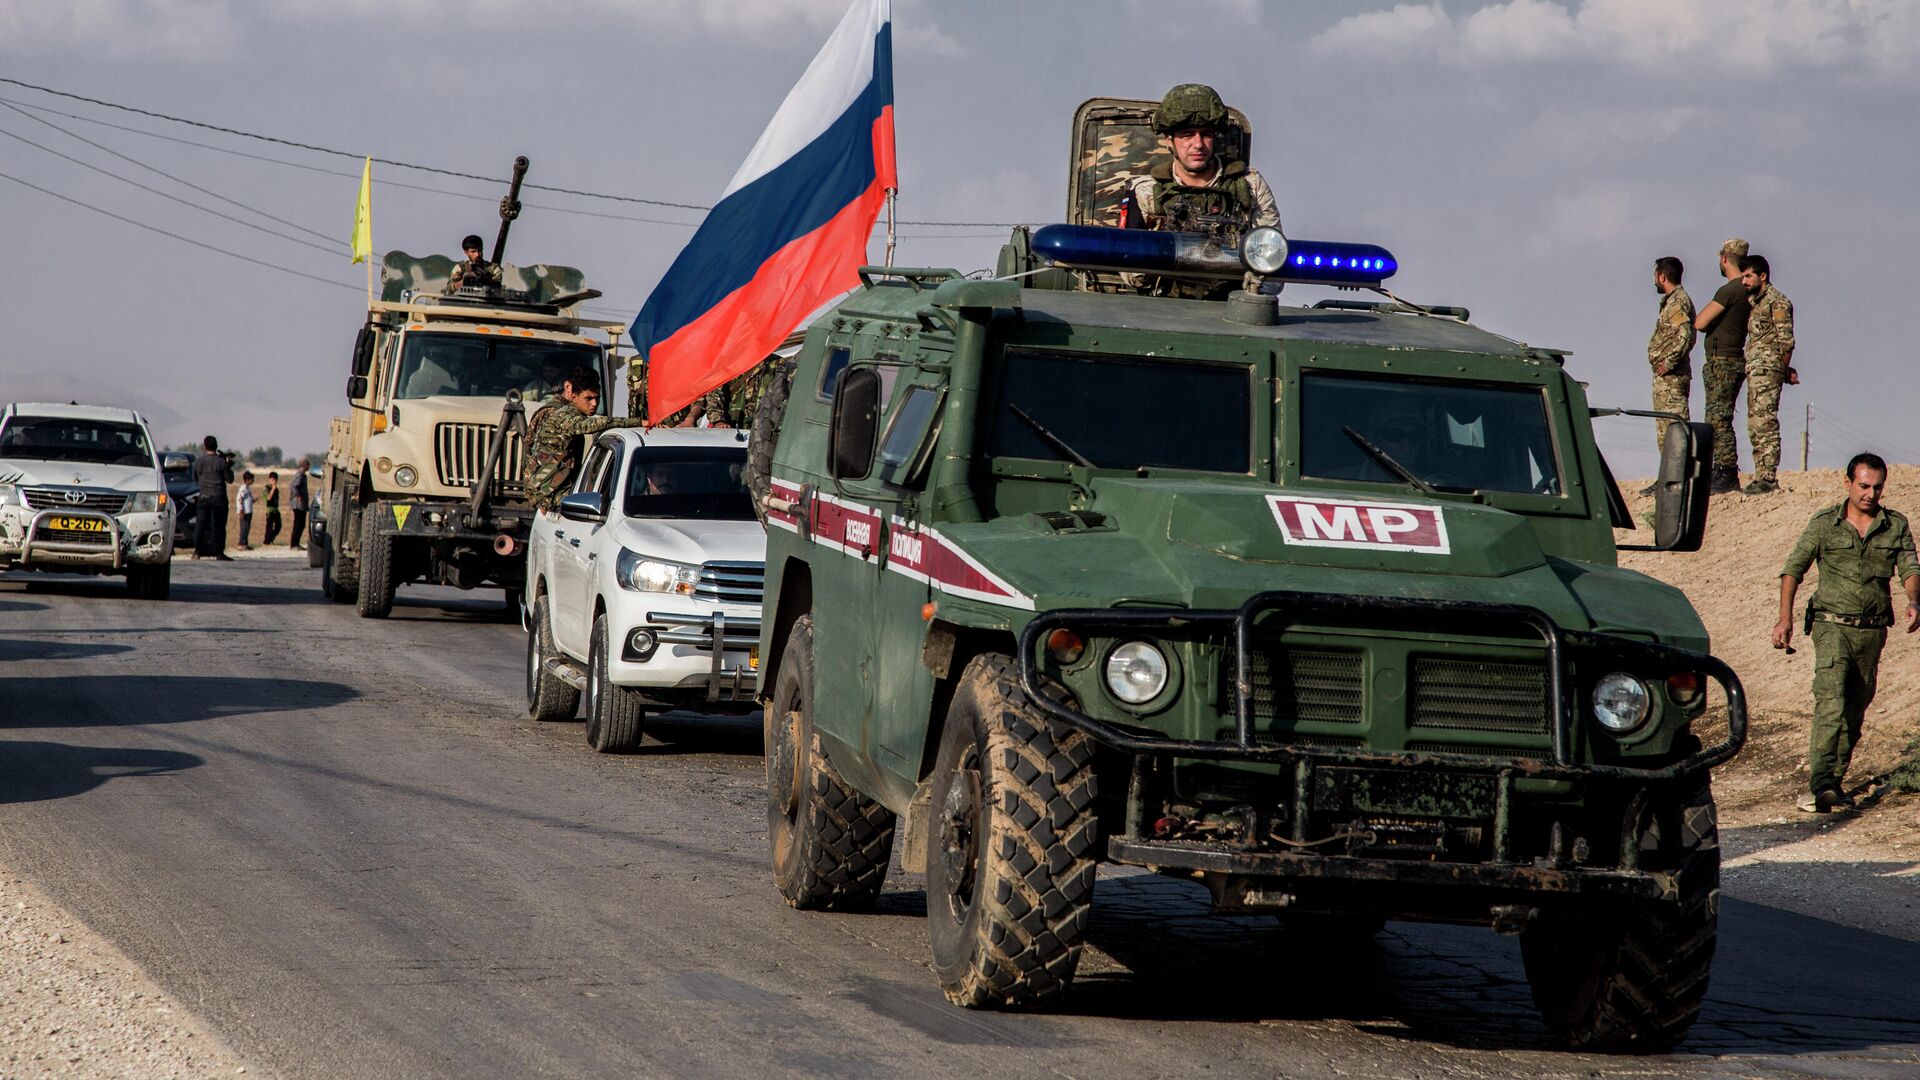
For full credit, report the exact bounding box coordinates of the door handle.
[587,552,596,561]
[568,538,580,548]
[554,529,566,539]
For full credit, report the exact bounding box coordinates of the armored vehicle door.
[1067,96,1251,227]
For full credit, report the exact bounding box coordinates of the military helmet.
[462,233,485,252]
[1153,83,1228,134]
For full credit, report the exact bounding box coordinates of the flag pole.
[884,187,897,269]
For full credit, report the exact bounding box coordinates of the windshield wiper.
[1008,405,1095,468]
[1342,426,1437,494]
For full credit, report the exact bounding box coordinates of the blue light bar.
[1030,224,1396,286]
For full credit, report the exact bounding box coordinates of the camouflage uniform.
[445,257,503,294]
[522,397,645,511]
[1646,284,1695,453]
[624,360,694,428]
[1743,282,1795,484]
[1125,159,1279,300]
[1780,503,1919,799]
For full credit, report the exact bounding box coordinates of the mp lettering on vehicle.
[763,478,1031,608]
[1268,495,1450,554]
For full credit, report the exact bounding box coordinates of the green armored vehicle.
[748,100,1744,1051]
[320,160,624,617]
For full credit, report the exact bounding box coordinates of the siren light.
[1030,224,1397,287]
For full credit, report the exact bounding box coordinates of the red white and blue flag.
[633,0,895,422]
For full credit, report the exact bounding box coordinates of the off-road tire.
[354,510,395,619]
[743,359,794,525]
[765,615,896,910]
[323,491,358,602]
[926,654,1099,1010]
[584,613,645,753]
[525,593,580,721]
[127,563,171,600]
[1521,782,1720,1052]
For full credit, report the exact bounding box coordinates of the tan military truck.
[320,167,626,620]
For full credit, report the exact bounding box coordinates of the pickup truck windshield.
[0,417,153,467]
[1300,372,1561,495]
[991,348,1251,473]
[394,333,601,401]
[623,446,754,521]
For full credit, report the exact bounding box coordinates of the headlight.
[394,465,418,488]
[1105,640,1169,706]
[615,549,698,594]
[129,491,167,512]
[1242,227,1290,275]
[1592,673,1652,734]
[0,483,17,507]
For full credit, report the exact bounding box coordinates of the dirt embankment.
[1618,466,1920,840]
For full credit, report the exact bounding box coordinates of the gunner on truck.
[446,234,503,294]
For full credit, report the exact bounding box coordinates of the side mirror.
[828,367,882,479]
[351,326,376,378]
[1649,421,1712,551]
[347,374,369,401]
[557,491,606,524]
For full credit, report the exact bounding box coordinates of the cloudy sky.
[1,0,1915,477]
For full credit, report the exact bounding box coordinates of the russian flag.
[633,0,895,423]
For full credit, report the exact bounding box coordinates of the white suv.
[523,428,764,752]
[0,403,175,599]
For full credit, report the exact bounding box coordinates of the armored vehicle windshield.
[1299,372,1563,496]
[991,349,1251,474]
[393,333,602,401]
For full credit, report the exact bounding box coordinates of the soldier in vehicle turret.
[446,233,503,294]
[1123,83,1280,299]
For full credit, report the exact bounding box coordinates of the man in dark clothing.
[191,435,235,561]
[1694,238,1753,493]
[288,469,308,549]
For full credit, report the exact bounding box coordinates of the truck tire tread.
[355,511,394,619]
[585,613,645,753]
[526,593,581,721]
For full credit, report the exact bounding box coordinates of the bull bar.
[645,611,761,703]
[20,508,124,569]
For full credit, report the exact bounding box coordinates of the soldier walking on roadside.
[523,367,646,512]
[1773,453,1919,813]
[1645,256,1695,478]
[1693,238,1751,494]
[1738,254,1796,495]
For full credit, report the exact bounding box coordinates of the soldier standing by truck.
[525,368,646,511]
[1738,254,1796,496]
[1773,452,1920,812]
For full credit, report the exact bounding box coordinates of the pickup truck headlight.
[0,484,15,507]
[615,549,698,594]
[129,491,168,513]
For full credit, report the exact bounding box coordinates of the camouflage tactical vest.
[1145,158,1257,236]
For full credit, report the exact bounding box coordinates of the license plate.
[749,647,760,670]
[50,516,106,532]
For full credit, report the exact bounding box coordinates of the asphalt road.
[1,560,1916,1079]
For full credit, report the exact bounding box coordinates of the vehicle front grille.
[694,561,764,605]
[1409,656,1549,735]
[433,424,524,494]
[33,524,113,546]
[1245,646,1365,726]
[23,487,129,513]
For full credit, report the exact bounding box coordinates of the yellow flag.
[350,157,372,265]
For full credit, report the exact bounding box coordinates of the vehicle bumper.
[606,608,761,704]
[0,508,172,570]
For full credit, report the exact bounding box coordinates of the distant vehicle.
[160,451,198,546]
[523,428,763,753]
[0,402,175,598]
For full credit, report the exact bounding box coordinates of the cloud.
[1311,0,1920,75]
[0,0,238,59]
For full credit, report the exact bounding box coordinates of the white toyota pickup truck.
[0,402,175,599]
[523,428,764,752]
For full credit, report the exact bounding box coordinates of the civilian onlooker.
[237,471,256,550]
[288,468,309,550]
[191,435,234,561]
[262,472,283,545]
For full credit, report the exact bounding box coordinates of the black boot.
[1709,466,1740,495]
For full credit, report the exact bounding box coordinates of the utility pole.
[1801,402,1811,472]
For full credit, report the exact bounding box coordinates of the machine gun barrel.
[491,156,530,266]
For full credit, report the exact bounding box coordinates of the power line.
[0,76,1030,227]
[0,122,344,256]
[0,167,359,292]
[0,100,341,246]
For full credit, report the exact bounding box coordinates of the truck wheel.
[525,593,580,721]
[323,494,358,602]
[584,613,645,753]
[127,563,171,600]
[355,511,395,619]
[743,358,794,526]
[765,614,896,910]
[1521,783,1719,1052]
[926,654,1099,1009]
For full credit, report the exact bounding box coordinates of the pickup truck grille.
[32,523,113,545]
[1408,656,1549,735]
[694,561,764,605]
[23,487,129,513]
[434,424,524,493]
